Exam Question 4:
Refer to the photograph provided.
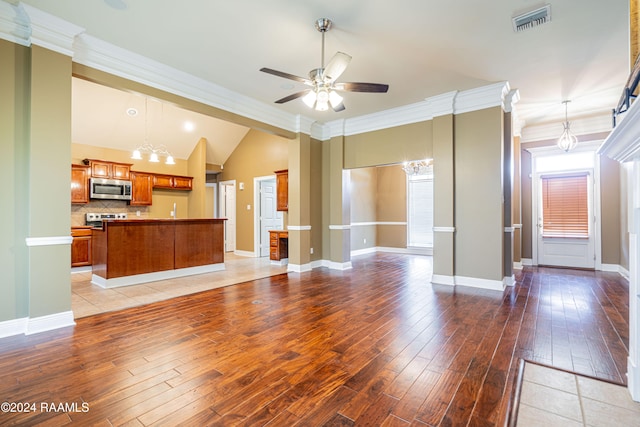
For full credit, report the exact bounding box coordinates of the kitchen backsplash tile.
[71,201,149,227]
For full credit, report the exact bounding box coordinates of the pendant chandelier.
[402,159,433,176]
[557,100,578,152]
[131,98,175,165]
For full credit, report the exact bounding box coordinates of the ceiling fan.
[260,18,389,112]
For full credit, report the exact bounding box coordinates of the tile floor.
[71,253,288,318]
[517,362,640,426]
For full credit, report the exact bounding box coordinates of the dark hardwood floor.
[0,253,629,426]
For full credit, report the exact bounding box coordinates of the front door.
[536,170,595,269]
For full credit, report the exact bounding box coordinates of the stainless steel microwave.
[89,178,132,200]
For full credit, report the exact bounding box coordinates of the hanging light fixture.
[402,159,433,176]
[131,98,175,165]
[557,100,578,152]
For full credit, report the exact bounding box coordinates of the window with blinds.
[541,173,589,237]
[407,175,433,247]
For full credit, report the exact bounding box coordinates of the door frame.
[219,180,236,253]
[529,141,602,269]
[253,175,280,258]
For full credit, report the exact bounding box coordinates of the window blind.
[541,173,589,237]
[408,176,433,247]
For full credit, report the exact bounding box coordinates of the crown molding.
[338,100,432,136]
[454,81,510,115]
[73,33,298,134]
[598,99,640,162]
[427,91,458,117]
[21,3,84,56]
[0,1,30,46]
[521,113,612,143]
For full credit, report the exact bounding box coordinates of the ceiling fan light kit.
[260,18,389,112]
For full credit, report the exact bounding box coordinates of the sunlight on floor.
[71,253,287,318]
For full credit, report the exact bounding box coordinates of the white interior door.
[219,181,236,252]
[536,170,595,269]
[259,179,282,257]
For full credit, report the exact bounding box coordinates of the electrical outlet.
[310,247,314,254]
[136,211,140,217]
[363,238,367,244]
[247,204,251,210]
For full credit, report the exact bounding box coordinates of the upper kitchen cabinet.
[71,164,90,204]
[275,169,288,211]
[129,171,153,206]
[153,174,193,191]
[87,159,132,180]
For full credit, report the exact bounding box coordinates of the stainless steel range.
[85,212,128,228]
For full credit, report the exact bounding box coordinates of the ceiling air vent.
[512,4,551,32]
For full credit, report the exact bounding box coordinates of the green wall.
[0,39,30,321]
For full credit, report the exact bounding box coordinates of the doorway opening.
[254,175,284,257]
[530,144,601,269]
[219,180,236,252]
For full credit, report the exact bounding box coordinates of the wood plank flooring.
[0,253,629,426]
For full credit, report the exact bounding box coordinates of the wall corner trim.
[287,225,312,231]
[25,236,73,247]
[433,226,455,233]
[329,225,351,230]
[0,1,30,46]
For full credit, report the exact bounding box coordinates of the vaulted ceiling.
[17,0,631,163]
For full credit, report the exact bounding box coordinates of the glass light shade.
[557,124,578,152]
[328,90,343,107]
[302,91,317,108]
[149,152,160,163]
[131,149,142,160]
[165,155,175,165]
[316,88,329,104]
[316,99,329,111]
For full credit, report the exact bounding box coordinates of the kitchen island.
[91,218,226,288]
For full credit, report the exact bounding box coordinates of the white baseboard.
[234,250,256,258]
[270,258,288,266]
[328,261,353,270]
[629,357,640,402]
[432,274,455,286]
[0,317,28,339]
[513,261,523,270]
[92,263,225,288]
[503,275,515,287]
[601,263,631,279]
[351,246,433,257]
[71,266,92,274]
[287,263,312,273]
[522,258,533,266]
[454,275,506,291]
[26,311,75,335]
[0,311,76,338]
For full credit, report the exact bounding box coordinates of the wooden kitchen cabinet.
[153,173,193,190]
[88,159,131,179]
[275,169,288,211]
[71,164,90,204]
[71,227,92,267]
[269,230,288,261]
[130,171,153,206]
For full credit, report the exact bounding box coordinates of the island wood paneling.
[92,218,225,279]
[174,220,224,269]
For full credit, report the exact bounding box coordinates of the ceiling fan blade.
[334,82,389,93]
[274,90,311,104]
[323,52,351,82]
[260,68,312,85]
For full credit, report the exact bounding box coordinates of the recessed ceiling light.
[126,107,138,117]
[184,121,195,132]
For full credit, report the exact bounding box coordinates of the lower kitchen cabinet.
[71,227,92,267]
